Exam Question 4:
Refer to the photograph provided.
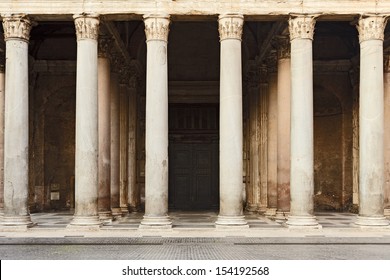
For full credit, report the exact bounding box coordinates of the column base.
[99,211,113,224]
[121,207,129,215]
[275,211,289,221]
[215,215,249,228]
[355,215,390,227]
[68,215,101,230]
[265,208,277,217]
[139,215,172,229]
[111,207,123,217]
[0,215,35,230]
[257,206,267,214]
[286,215,322,229]
[245,204,258,212]
[384,208,390,218]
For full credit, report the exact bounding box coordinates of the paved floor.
[29,211,359,230]
[0,211,389,239]
[1,211,390,260]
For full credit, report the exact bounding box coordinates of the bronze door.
[169,142,219,210]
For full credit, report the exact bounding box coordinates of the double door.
[169,142,219,210]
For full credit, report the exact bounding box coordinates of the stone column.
[0,15,33,228]
[119,81,129,215]
[216,14,248,228]
[355,16,389,226]
[286,16,320,228]
[384,53,390,218]
[140,15,172,228]
[266,51,278,217]
[110,63,122,217]
[127,76,139,212]
[69,14,101,228]
[0,54,4,219]
[97,37,112,223]
[246,61,259,212]
[275,36,291,220]
[258,65,268,214]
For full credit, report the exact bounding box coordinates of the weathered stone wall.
[313,73,353,210]
[29,70,76,211]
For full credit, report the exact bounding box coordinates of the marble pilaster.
[355,16,389,226]
[286,16,320,228]
[69,14,101,228]
[140,15,172,228]
[1,15,33,228]
[216,14,248,228]
[97,37,112,223]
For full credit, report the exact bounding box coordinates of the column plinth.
[355,16,389,227]
[216,14,248,228]
[140,15,172,229]
[286,16,320,229]
[68,14,101,229]
[0,14,33,228]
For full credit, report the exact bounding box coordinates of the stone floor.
[29,211,360,230]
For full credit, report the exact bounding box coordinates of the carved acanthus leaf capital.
[357,16,387,43]
[98,36,112,58]
[74,14,100,41]
[2,14,32,42]
[384,53,390,73]
[218,15,244,41]
[259,64,268,85]
[288,16,316,41]
[274,35,290,59]
[266,50,278,73]
[144,15,170,42]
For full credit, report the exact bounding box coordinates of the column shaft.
[97,48,112,222]
[140,15,171,228]
[266,68,278,216]
[69,15,101,227]
[259,70,268,213]
[127,84,139,212]
[119,84,129,214]
[276,37,291,220]
[110,71,121,216]
[216,14,247,227]
[286,16,320,228]
[0,61,4,219]
[1,15,33,227]
[356,16,389,226]
[384,54,390,217]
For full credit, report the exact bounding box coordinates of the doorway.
[168,104,219,210]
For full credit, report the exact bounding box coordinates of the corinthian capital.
[74,14,100,41]
[288,16,316,41]
[274,35,290,59]
[357,16,387,43]
[2,14,32,42]
[143,15,170,42]
[218,14,244,41]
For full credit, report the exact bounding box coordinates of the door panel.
[169,142,218,210]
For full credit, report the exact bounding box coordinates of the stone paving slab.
[0,211,389,240]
